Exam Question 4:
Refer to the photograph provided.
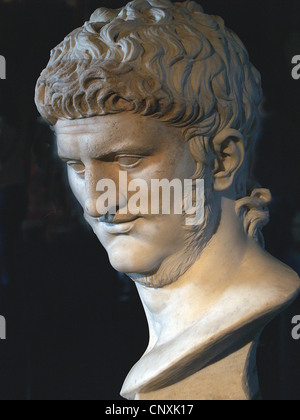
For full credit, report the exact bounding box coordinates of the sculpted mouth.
[98,213,140,224]
[87,213,141,235]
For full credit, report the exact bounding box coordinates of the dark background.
[0,0,299,400]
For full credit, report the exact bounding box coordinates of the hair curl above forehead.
[35,0,262,146]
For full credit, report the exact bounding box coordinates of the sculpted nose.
[84,165,119,218]
[85,197,100,218]
[84,166,102,218]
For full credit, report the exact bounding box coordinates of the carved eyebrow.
[59,156,82,163]
[58,147,156,162]
[99,147,156,159]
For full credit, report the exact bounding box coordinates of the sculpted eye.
[67,161,85,177]
[117,155,142,168]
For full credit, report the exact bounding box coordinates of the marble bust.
[35,0,300,400]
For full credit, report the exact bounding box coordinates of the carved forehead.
[55,114,185,161]
[55,113,189,164]
[55,116,118,135]
[55,114,181,136]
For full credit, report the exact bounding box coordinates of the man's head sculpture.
[35,0,299,400]
[35,0,271,285]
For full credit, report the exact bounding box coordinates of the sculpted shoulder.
[238,240,300,314]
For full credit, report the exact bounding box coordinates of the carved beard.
[127,183,222,288]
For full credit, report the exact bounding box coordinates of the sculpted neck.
[123,196,299,399]
[136,197,249,348]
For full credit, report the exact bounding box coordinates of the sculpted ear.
[212,129,245,192]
